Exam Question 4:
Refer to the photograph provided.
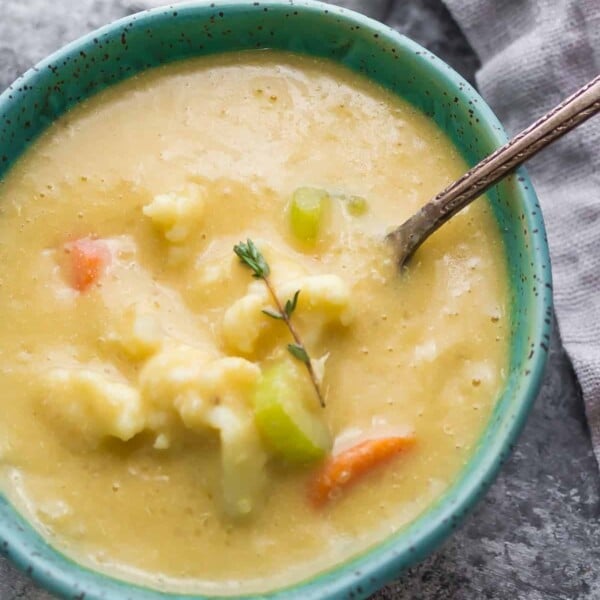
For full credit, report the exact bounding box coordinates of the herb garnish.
[233,239,325,408]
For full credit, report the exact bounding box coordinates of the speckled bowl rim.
[0,1,553,599]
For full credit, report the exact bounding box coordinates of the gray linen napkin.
[441,0,600,465]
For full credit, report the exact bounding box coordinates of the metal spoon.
[387,74,600,268]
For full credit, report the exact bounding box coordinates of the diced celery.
[345,195,368,216]
[209,405,267,518]
[254,361,331,464]
[289,187,329,243]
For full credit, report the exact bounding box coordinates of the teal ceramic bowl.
[0,1,552,598]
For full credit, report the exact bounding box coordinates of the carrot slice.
[308,435,416,507]
[64,237,110,292]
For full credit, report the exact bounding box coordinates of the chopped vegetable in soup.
[0,51,508,594]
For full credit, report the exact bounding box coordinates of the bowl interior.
[0,1,552,599]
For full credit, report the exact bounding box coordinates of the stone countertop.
[0,1,599,598]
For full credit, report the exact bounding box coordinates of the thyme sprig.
[233,239,325,408]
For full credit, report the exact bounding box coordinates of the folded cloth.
[442,0,600,466]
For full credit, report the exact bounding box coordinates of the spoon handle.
[388,74,600,266]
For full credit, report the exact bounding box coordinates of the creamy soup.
[0,52,508,594]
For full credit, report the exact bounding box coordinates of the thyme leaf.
[285,290,301,317]
[287,343,310,364]
[262,307,285,320]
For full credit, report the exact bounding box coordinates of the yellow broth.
[0,52,508,594]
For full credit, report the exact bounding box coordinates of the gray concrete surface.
[0,0,599,598]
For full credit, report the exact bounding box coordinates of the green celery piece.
[345,195,368,216]
[254,361,331,464]
[289,187,329,243]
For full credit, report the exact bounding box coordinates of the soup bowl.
[0,1,552,598]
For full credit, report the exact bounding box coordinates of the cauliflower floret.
[142,183,206,243]
[221,293,268,355]
[199,356,261,393]
[139,346,260,433]
[139,345,212,416]
[138,347,264,512]
[176,357,260,430]
[139,345,213,441]
[257,246,307,289]
[280,274,353,325]
[222,273,353,355]
[110,304,163,360]
[45,368,144,442]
